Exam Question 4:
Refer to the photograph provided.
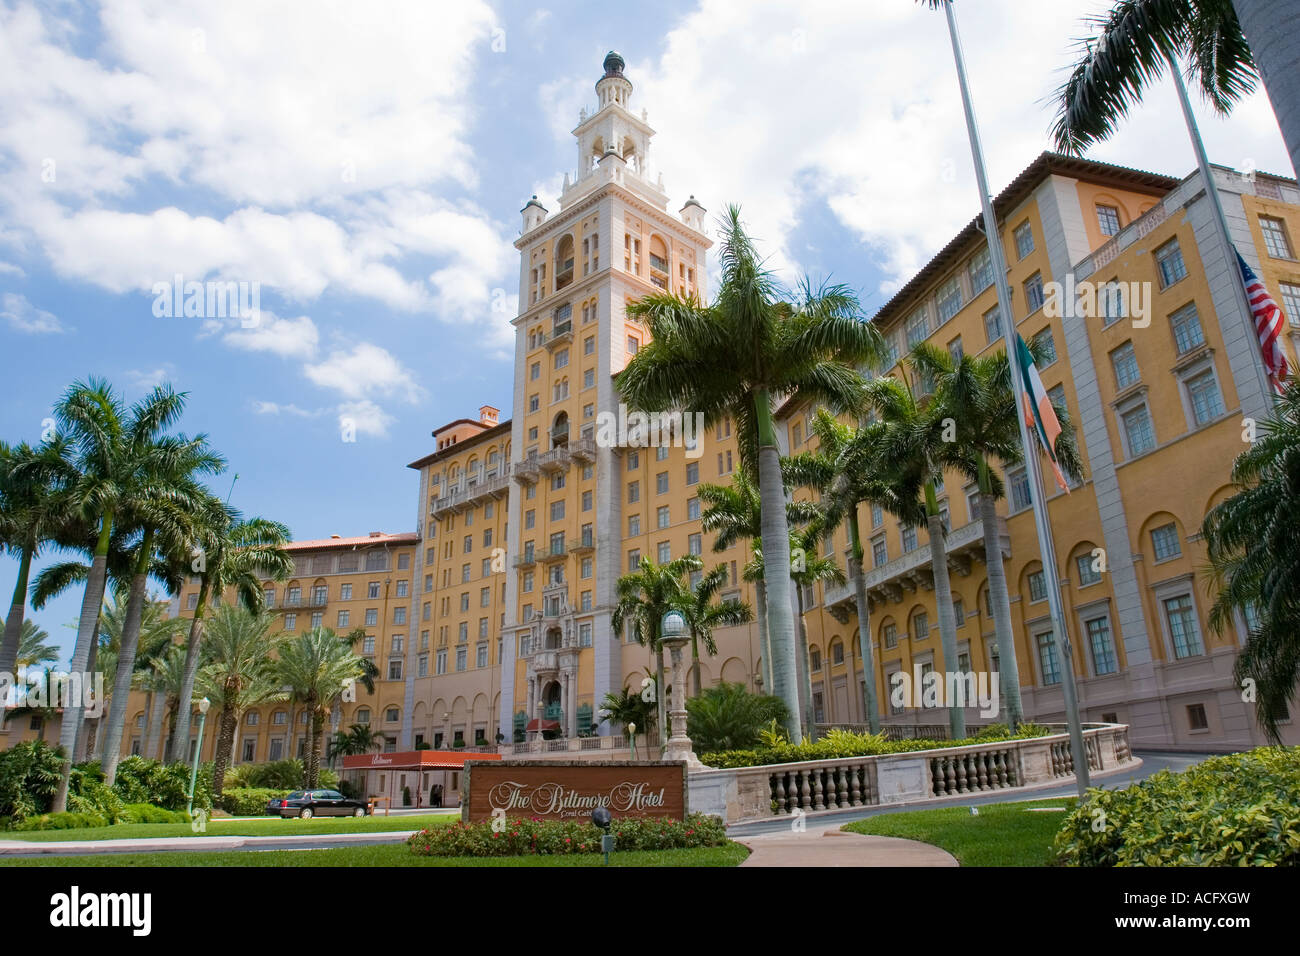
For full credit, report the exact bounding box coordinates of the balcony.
[568,532,594,555]
[541,541,568,563]
[537,446,570,473]
[569,436,596,463]
[513,550,537,569]
[514,456,540,485]
[861,516,1009,607]
[546,319,573,349]
[430,466,512,516]
[532,650,558,673]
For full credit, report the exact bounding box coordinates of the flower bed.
[407,812,728,857]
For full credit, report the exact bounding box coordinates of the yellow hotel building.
[19,52,1299,766]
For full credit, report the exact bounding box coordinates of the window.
[627,549,640,572]
[905,307,930,347]
[1100,281,1126,325]
[1096,204,1121,236]
[1024,274,1045,314]
[550,500,565,521]
[477,643,488,668]
[627,481,640,503]
[1186,368,1225,426]
[901,526,917,553]
[1122,405,1156,457]
[1110,341,1139,390]
[393,607,406,625]
[364,608,378,626]
[1009,467,1032,512]
[983,305,1002,345]
[1164,595,1204,658]
[1260,216,1294,258]
[657,541,671,563]
[530,361,540,381]
[627,335,639,354]
[1150,523,1181,561]
[583,335,595,355]
[284,613,296,630]
[936,277,962,324]
[657,505,670,529]
[947,336,963,365]
[968,247,993,293]
[656,472,669,494]
[1036,631,1061,685]
[436,649,447,675]
[388,659,402,680]
[872,536,887,567]
[1028,570,1046,602]
[579,622,592,646]
[1076,553,1102,586]
[554,348,569,369]
[456,646,467,671]
[1086,615,1118,675]
[367,581,380,599]
[809,647,822,672]
[913,612,929,642]
[1169,303,1205,355]
[1279,282,1300,326]
[362,634,376,655]
[1031,325,1055,364]
[628,514,641,536]
[883,623,897,648]
[1014,221,1034,259]
[1155,239,1187,287]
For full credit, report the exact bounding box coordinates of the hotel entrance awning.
[340,750,502,772]
[525,719,561,733]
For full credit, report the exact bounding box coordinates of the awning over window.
[525,719,561,732]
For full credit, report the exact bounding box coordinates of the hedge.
[408,812,729,857]
[217,787,288,817]
[1053,746,1300,866]
[699,723,1052,769]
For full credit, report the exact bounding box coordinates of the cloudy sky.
[1,0,1290,660]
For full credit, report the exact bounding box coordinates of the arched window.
[355,708,371,725]
[555,235,575,290]
[552,411,570,448]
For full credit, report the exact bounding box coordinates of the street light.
[592,806,614,865]
[659,609,702,768]
[186,696,211,817]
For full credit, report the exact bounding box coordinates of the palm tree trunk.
[170,578,209,760]
[307,709,325,788]
[144,691,165,760]
[690,630,702,697]
[654,637,667,752]
[793,583,816,741]
[53,516,112,812]
[926,509,966,739]
[754,391,802,742]
[75,634,99,763]
[0,545,34,681]
[101,535,152,786]
[979,483,1023,728]
[754,579,772,693]
[1233,0,1300,178]
[847,516,880,733]
[212,703,238,799]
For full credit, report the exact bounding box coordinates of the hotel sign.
[462,760,687,823]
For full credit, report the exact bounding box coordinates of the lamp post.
[186,696,210,817]
[659,610,702,768]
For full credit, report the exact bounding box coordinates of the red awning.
[341,750,502,771]
[525,719,561,732]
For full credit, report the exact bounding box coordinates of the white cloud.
[252,401,318,418]
[1,292,63,333]
[125,366,172,390]
[304,342,423,404]
[0,262,25,278]
[337,400,394,439]
[216,311,320,360]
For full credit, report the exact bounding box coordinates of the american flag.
[1236,251,1290,393]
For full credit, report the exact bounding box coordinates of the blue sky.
[1,0,1291,662]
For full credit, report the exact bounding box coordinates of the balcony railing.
[861,516,1009,607]
[430,467,512,516]
[537,446,570,473]
[568,533,594,554]
[513,551,537,569]
[569,436,596,462]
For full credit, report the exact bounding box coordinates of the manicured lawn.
[0,841,750,867]
[5,813,457,843]
[842,798,1076,866]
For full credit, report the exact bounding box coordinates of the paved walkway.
[737,823,957,867]
[0,830,420,857]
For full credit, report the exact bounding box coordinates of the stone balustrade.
[689,722,1136,823]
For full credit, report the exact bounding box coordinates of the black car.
[269,789,371,819]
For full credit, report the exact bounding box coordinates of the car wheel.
[299,808,313,819]
[353,807,365,817]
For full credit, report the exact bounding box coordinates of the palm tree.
[597,686,656,748]
[1047,0,1300,179]
[864,373,967,738]
[141,644,188,762]
[0,437,76,680]
[169,496,291,761]
[788,527,847,740]
[783,409,926,733]
[194,605,287,797]
[1203,380,1300,739]
[47,378,189,811]
[618,206,883,741]
[685,682,789,752]
[15,620,59,674]
[909,342,1086,729]
[275,626,372,789]
[610,555,701,746]
[327,722,384,763]
[679,565,753,696]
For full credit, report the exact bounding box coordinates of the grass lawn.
[0,841,750,867]
[842,798,1076,866]
[4,813,457,843]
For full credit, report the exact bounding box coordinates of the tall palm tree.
[618,206,883,741]
[865,373,967,738]
[169,497,291,761]
[275,626,372,789]
[679,565,753,696]
[141,643,188,762]
[909,342,1085,729]
[788,527,847,740]
[15,619,59,674]
[1046,0,1299,177]
[783,408,925,733]
[0,436,76,680]
[194,604,286,798]
[610,555,701,746]
[1203,380,1300,739]
[48,378,188,811]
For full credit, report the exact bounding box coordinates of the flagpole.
[1165,50,1277,411]
[940,0,1090,796]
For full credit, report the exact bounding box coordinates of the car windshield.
[286,791,307,800]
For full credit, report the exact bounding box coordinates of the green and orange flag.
[1015,333,1069,494]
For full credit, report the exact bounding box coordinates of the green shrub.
[1053,746,1300,866]
[13,811,109,832]
[0,741,63,822]
[68,779,126,823]
[407,812,728,857]
[223,760,337,791]
[699,725,1052,768]
[686,683,789,752]
[217,787,287,816]
[112,756,212,811]
[120,803,189,824]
